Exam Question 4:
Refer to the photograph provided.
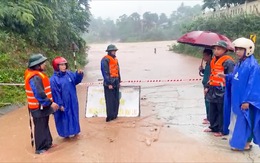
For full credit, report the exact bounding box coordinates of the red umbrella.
[177,31,234,51]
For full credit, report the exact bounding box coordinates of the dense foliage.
[0,0,90,107]
[202,0,256,10]
[85,3,202,43]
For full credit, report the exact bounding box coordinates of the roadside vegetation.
[0,0,90,107]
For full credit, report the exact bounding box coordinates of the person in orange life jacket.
[199,49,213,125]
[101,44,121,122]
[24,54,59,154]
[204,40,235,137]
[50,56,84,138]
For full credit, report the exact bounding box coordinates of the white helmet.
[232,37,255,57]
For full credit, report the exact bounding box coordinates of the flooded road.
[0,41,259,162]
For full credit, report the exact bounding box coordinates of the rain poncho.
[224,55,260,150]
[50,70,83,137]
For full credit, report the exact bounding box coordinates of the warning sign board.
[85,86,140,118]
[250,34,257,43]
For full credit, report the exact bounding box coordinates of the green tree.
[142,12,159,31]
[202,0,250,10]
[0,0,90,53]
[129,12,141,33]
[40,0,90,52]
[116,14,132,41]
[158,13,168,25]
[0,0,91,106]
[0,0,52,32]
[86,3,202,42]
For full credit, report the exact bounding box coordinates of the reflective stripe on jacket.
[104,55,119,78]
[209,55,234,86]
[24,69,53,109]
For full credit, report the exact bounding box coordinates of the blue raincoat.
[224,55,260,150]
[50,71,83,137]
[223,78,232,135]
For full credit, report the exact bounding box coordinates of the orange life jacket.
[24,69,53,110]
[209,55,234,86]
[104,55,119,78]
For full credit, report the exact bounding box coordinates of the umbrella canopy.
[177,31,234,51]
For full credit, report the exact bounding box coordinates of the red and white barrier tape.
[80,78,202,85]
[0,78,202,86]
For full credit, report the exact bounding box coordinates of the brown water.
[0,41,259,162]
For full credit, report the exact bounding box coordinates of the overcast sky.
[89,0,203,20]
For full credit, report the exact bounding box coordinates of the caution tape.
[0,78,202,86]
[80,78,202,85]
[123,78,202,83]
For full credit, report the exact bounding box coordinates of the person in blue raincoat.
[220,37,260,151]
[50,56,84,138]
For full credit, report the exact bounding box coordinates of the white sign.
[85,86,140,118]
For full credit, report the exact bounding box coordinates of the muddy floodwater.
[0,41,259,162]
